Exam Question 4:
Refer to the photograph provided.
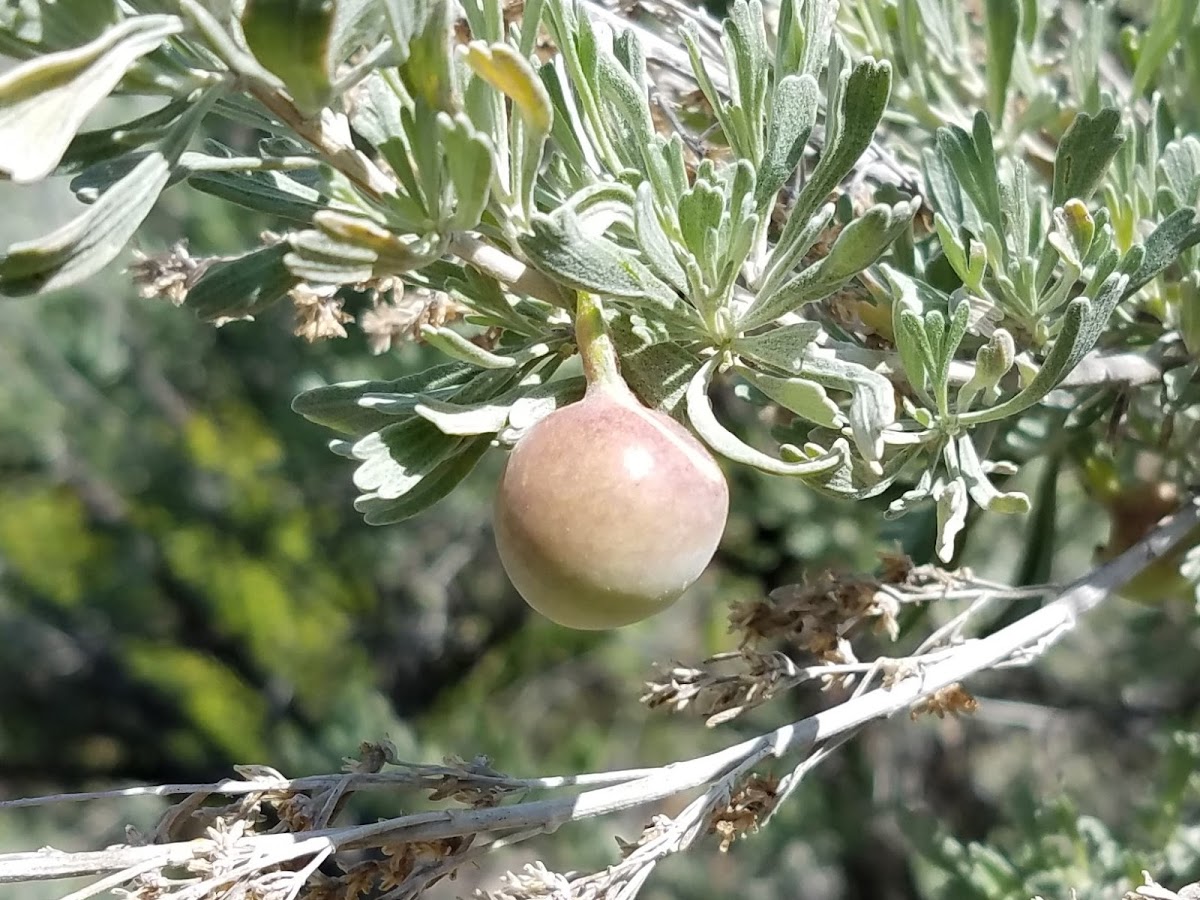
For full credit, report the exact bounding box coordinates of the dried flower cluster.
[707,774,780,853]
[641,649,803,726]
[727,551,915,658]
[908,682,979,720]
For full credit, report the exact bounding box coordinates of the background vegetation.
[2,1,1200,899]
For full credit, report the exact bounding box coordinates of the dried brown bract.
[729,568,900,660]
[641,650,799,726]
[708,774,780,853]
[909,683,979,720]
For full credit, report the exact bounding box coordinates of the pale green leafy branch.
[1,0,1199,564]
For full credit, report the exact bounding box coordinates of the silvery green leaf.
[957,328,1015,410]
[394,0,453,111]
[0,151,170,296]
[755,74,817,212]
[961,273,1128,425]
[0,14,182,183]
[354,436,490,525]
[186,158,329,224]
[438,112,494,231]
[352,417,462,498]
[686,358,847,477]
[1052,107,1124,206]
[733,321,823,372]
[936,112,1004,235]
[881,264,959,399]
[286,211,438,284]
[329,0,388,66]
[1050,200,1095,270]
[678,177,725,270]
[594,49,656,175]
[634,183,688,293]
[682,23,739,159]
[741,198,917,331]
[415,394,515,435]
[55,97,190,175]
[719,0,770,161]
[462,40,551,218]
[611,23,648,92]
[809,443,922,502]
[887,468,935,519]
[799,352,895,464]
[609,312,700,416]
[446,267,545,336]
[501,375,587,440]
[420,326,553,370]
[68,150,174,203]
[570,181,636,234]
[291,362,477,435]
[241,0,335,115]
[740,366,843,429]
[763,58,891,287]
[1123,208,1200,296]
[775,0,836,80]
[1157,135,1200,211]
[933,477,969,562]
[983,0,1019,124]
[520,207,690,321]
[186,242,297,323]
[955,434,1030,514]
[818,197,921,285]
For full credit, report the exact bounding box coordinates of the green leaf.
[354,435,490,525]
[740,367,843,429]
[519,207,688,319]
[608,312,700,416]
[286,211,438,284]
[394,0,453,112]
[796,352,896,465]
[756,73,818,211]
[0,151,170,296]
[733,321,823,372]
[984,0,1020,124]
[807,443,922,502]
[241,0,335,115]
[686,358,848,477]
[438,113,495,231]
[186,243,298,323]
[742,197,919,330]
[936,112,1004,236]
[633,183,688,293]
[960,273,1128,425]
[1053,107,1125,206]
[0,14,182,182]
[933,477,968,562]
[955,434,1030,514]
[185,154,329,223]
[419,326,551,370]
[328,0,388,66]
[351,417,461,499]
[416,375,585,437]
[291,363,477,435]
[1132,0,1200,97]
[763,57,891,289]
[1124,208,1200,295]
[55,97,190,175]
